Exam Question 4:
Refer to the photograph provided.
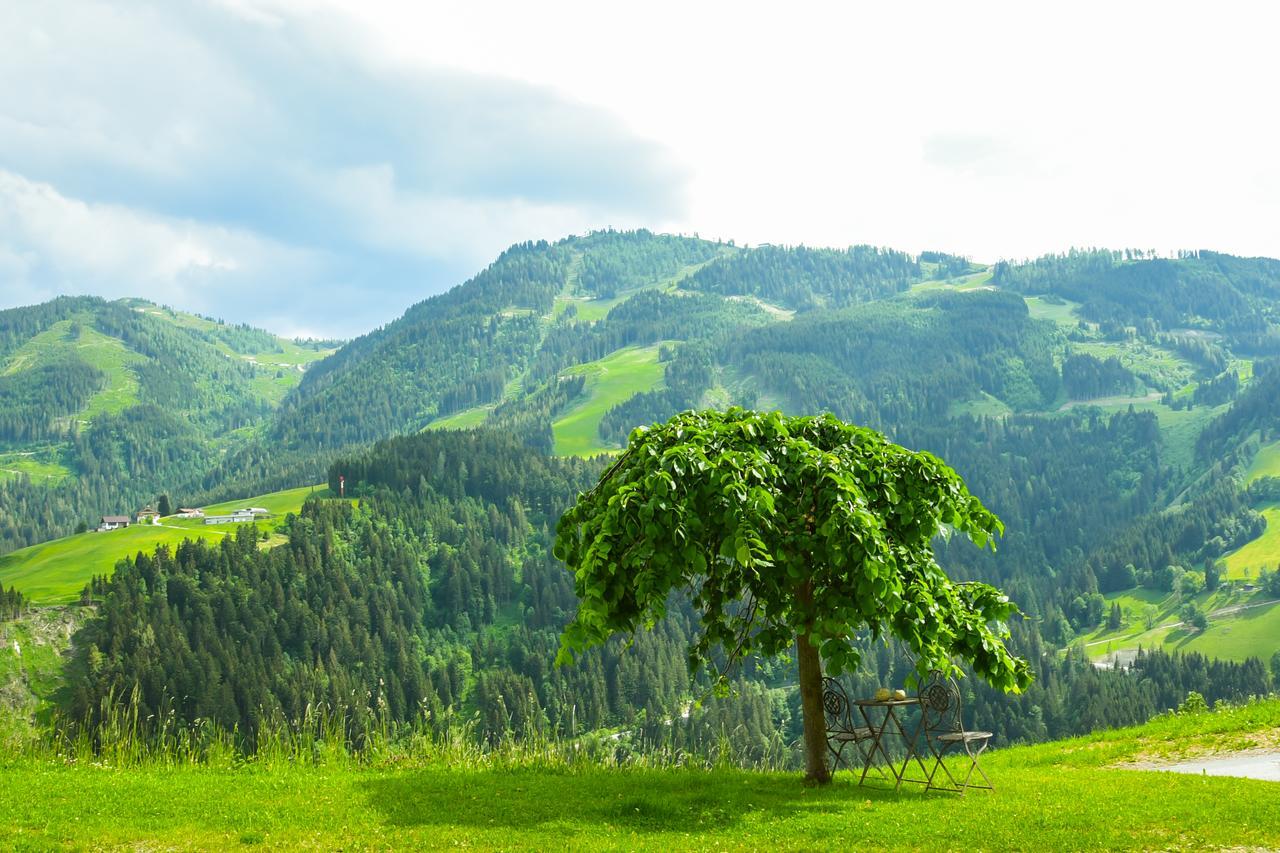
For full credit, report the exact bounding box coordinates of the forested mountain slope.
[0,297,334,553]
[10,232,1280,759]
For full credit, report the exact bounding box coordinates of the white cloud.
[0,0,689,334]
[3,0,1279,335]
[326,0,1280,262]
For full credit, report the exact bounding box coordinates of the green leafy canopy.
[554,408,1032,693]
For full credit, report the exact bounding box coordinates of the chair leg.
[828,739,847,775]
[958,739,993,791]
[925,740,963,793]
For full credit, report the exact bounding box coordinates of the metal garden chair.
[917,670,994,793]
[821,677,879,778]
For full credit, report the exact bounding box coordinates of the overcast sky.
[3,1,1278,337]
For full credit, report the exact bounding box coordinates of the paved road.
[1157,751,1280,782]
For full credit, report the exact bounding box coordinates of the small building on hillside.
[99,515,131,531]
[204,509,257,525]
[135,508,160,524]
[175,508,204,518]
[244,507,270,516]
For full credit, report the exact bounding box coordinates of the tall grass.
[3,686,794,774]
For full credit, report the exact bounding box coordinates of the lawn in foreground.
[3,702,1280,850]
[7,761,1279,850]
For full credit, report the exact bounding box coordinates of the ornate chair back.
[821,677,856,736]
[918,670,963,738]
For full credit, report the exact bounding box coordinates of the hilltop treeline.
[992,249,1280,338]
[725,290,1062,428]
[684,244,919,310]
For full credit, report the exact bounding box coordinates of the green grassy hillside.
[552,344,668,456]
[1247,439,1280,482]
[1,698,1278,849]
[1223,503,1280,581]
[3,319,145,423]
[0,485,330,603]
[1085,585,1280,664]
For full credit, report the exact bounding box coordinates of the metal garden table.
[853,697,932,789]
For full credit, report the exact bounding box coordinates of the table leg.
[893,711,932,790]
[856,706,896,787]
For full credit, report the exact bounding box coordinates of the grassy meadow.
[1222,503,1280,581]
[0,449,72,484]
[1084,585,1280,663]
[2,318,144,423]
[552,344,669,456]
[424,404,496,431]
[1,698,1279,850]
[1247,439,1280,482]
[0,485,331,603]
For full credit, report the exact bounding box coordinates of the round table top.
[853,697,917,706]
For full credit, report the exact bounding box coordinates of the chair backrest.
[918,670,963,736]
[821,677,856,735]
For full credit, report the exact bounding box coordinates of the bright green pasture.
[200,484,329,518]
[3,319,143,422]
[0,451,71,484]
[0,525,230,604]
[1247,440,1280,483]
[552,344,668,456]
[1167,600,1280,661]
[0,486,331,602]
[554,294,626,323]
[1023,295,1084,326]
[1083,586,1278,661]
[1222,503,1280,580]
[1151,402,1230,473]
[911,270,993,294]
[425,405,495,431]
[3,701,1280,850]
[947,391,1012,419]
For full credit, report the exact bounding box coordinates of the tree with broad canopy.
[554,408,1032,784]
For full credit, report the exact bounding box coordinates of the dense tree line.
[0,356,103,442]
[574,229,725,297]
[272,240,574,448]
[993,250,1280,337]
[920,251,975,279]
[1061,351,1135,399]
[726,290,1063,428]
[684,244,919,310]
[0,585,25,621]
[1196,360,1280,461]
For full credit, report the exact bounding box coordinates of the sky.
[3,1,1279,338]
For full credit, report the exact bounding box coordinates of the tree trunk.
[796,629,831,785]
